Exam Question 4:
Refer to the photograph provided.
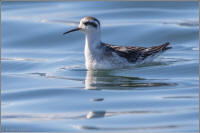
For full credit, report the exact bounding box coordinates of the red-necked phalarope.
[63,16,171,70]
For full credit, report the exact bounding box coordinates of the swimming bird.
[63,16,171,70]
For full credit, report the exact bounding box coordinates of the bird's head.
[63,16,101,35]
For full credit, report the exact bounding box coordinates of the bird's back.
[103,42,171,63]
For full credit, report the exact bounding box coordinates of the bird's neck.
[84,31,103,69]
[85,31,101,51]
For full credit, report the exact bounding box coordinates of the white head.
[63,16,101,35]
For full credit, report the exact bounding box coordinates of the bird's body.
[84,41,170,69]
[63,16,171,70]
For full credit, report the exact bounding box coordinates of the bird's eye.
[83,22,89,26]
[83,22,97,28]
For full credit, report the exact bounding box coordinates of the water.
[1,1,199,132]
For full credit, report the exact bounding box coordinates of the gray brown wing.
[103,42,171,63]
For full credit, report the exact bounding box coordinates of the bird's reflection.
[86,111,106,119]
[85,109,165,119]
[84,70,175,90]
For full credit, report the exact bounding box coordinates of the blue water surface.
[1,1,199,132]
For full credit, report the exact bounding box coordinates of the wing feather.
[103,42,171,63]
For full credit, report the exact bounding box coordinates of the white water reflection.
[84,70,176,90]
[1,109,171,121]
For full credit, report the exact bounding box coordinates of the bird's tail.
[161,42,172,51]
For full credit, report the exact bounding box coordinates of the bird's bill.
[63,27,81,35]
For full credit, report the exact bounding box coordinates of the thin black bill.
[63,27,81,35]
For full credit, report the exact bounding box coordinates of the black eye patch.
[84,22,98,28]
